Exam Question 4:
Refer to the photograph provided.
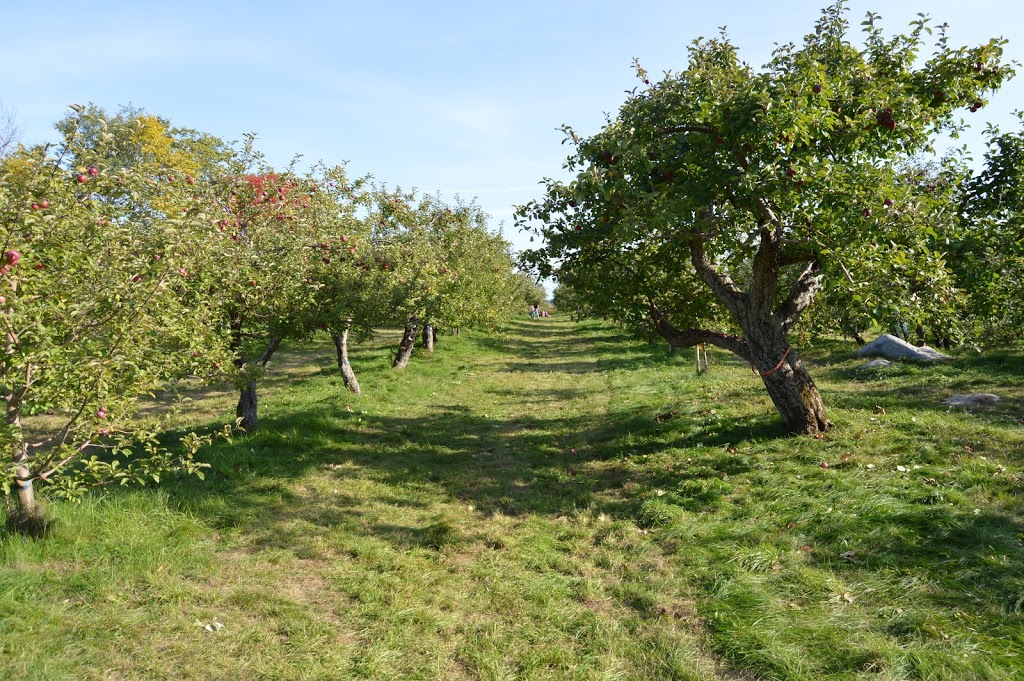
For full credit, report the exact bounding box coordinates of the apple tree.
[365,188,522,367]
[424,200,524,342]
[0,106,232,531]
[800,156,970,347]
[198,142,350,431]
[304,166,378,394]
[955,113,1024,343]
[518,2,1012,433]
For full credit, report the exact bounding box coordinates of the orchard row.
[0,105,537,531]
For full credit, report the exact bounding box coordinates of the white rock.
[942,393,1002,408]
[860,359,892,369]
[856,334,952,362]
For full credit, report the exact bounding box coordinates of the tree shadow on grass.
[152,395,791,555]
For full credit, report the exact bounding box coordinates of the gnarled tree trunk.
[648,224,833,435]
[393,321,417,369]
[331,326,361,395]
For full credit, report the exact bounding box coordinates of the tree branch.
[688,221,746,314]
[649,303,751,361]
[255,336,282,367]
[774,260,823,333]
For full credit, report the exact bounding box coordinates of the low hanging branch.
[649,303,752,361]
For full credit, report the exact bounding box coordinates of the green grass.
[2,317,1023,679]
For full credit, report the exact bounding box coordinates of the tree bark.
[743,330,831,434]
[237,379,259,431]
[332,327,361,395]
[421,324,435,352]
[10,440,44,534]
[738,278,832,434]
[393,321,417,369]
[235,336,282,432]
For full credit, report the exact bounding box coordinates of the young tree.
[0,106,230,531]
[518,2,1011,433]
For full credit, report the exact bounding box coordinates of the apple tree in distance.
[202,142,354,431]
[518,2,1011,434]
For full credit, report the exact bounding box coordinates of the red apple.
[884,198,895,207]
[248,279,257,287]
[76,174,88,183]
[863,208,873,217]
[7,251,21,266]
[40,200,49,209]
[96,407,107,419]
[31,203,39,210]
[0,296,6,304]
[87,166,99,176]
[786,168,796,177]
[34,263,45,271]
[812,83,822,94]
[820,461,829,469]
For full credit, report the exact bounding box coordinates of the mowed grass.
[2,316,1023,680]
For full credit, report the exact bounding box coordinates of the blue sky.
[3,1,1023,259]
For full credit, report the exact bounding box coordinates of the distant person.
[529,304,539,319]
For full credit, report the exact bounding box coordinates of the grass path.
[2,315,1024,680]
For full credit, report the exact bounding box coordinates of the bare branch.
[0,101,21,157]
